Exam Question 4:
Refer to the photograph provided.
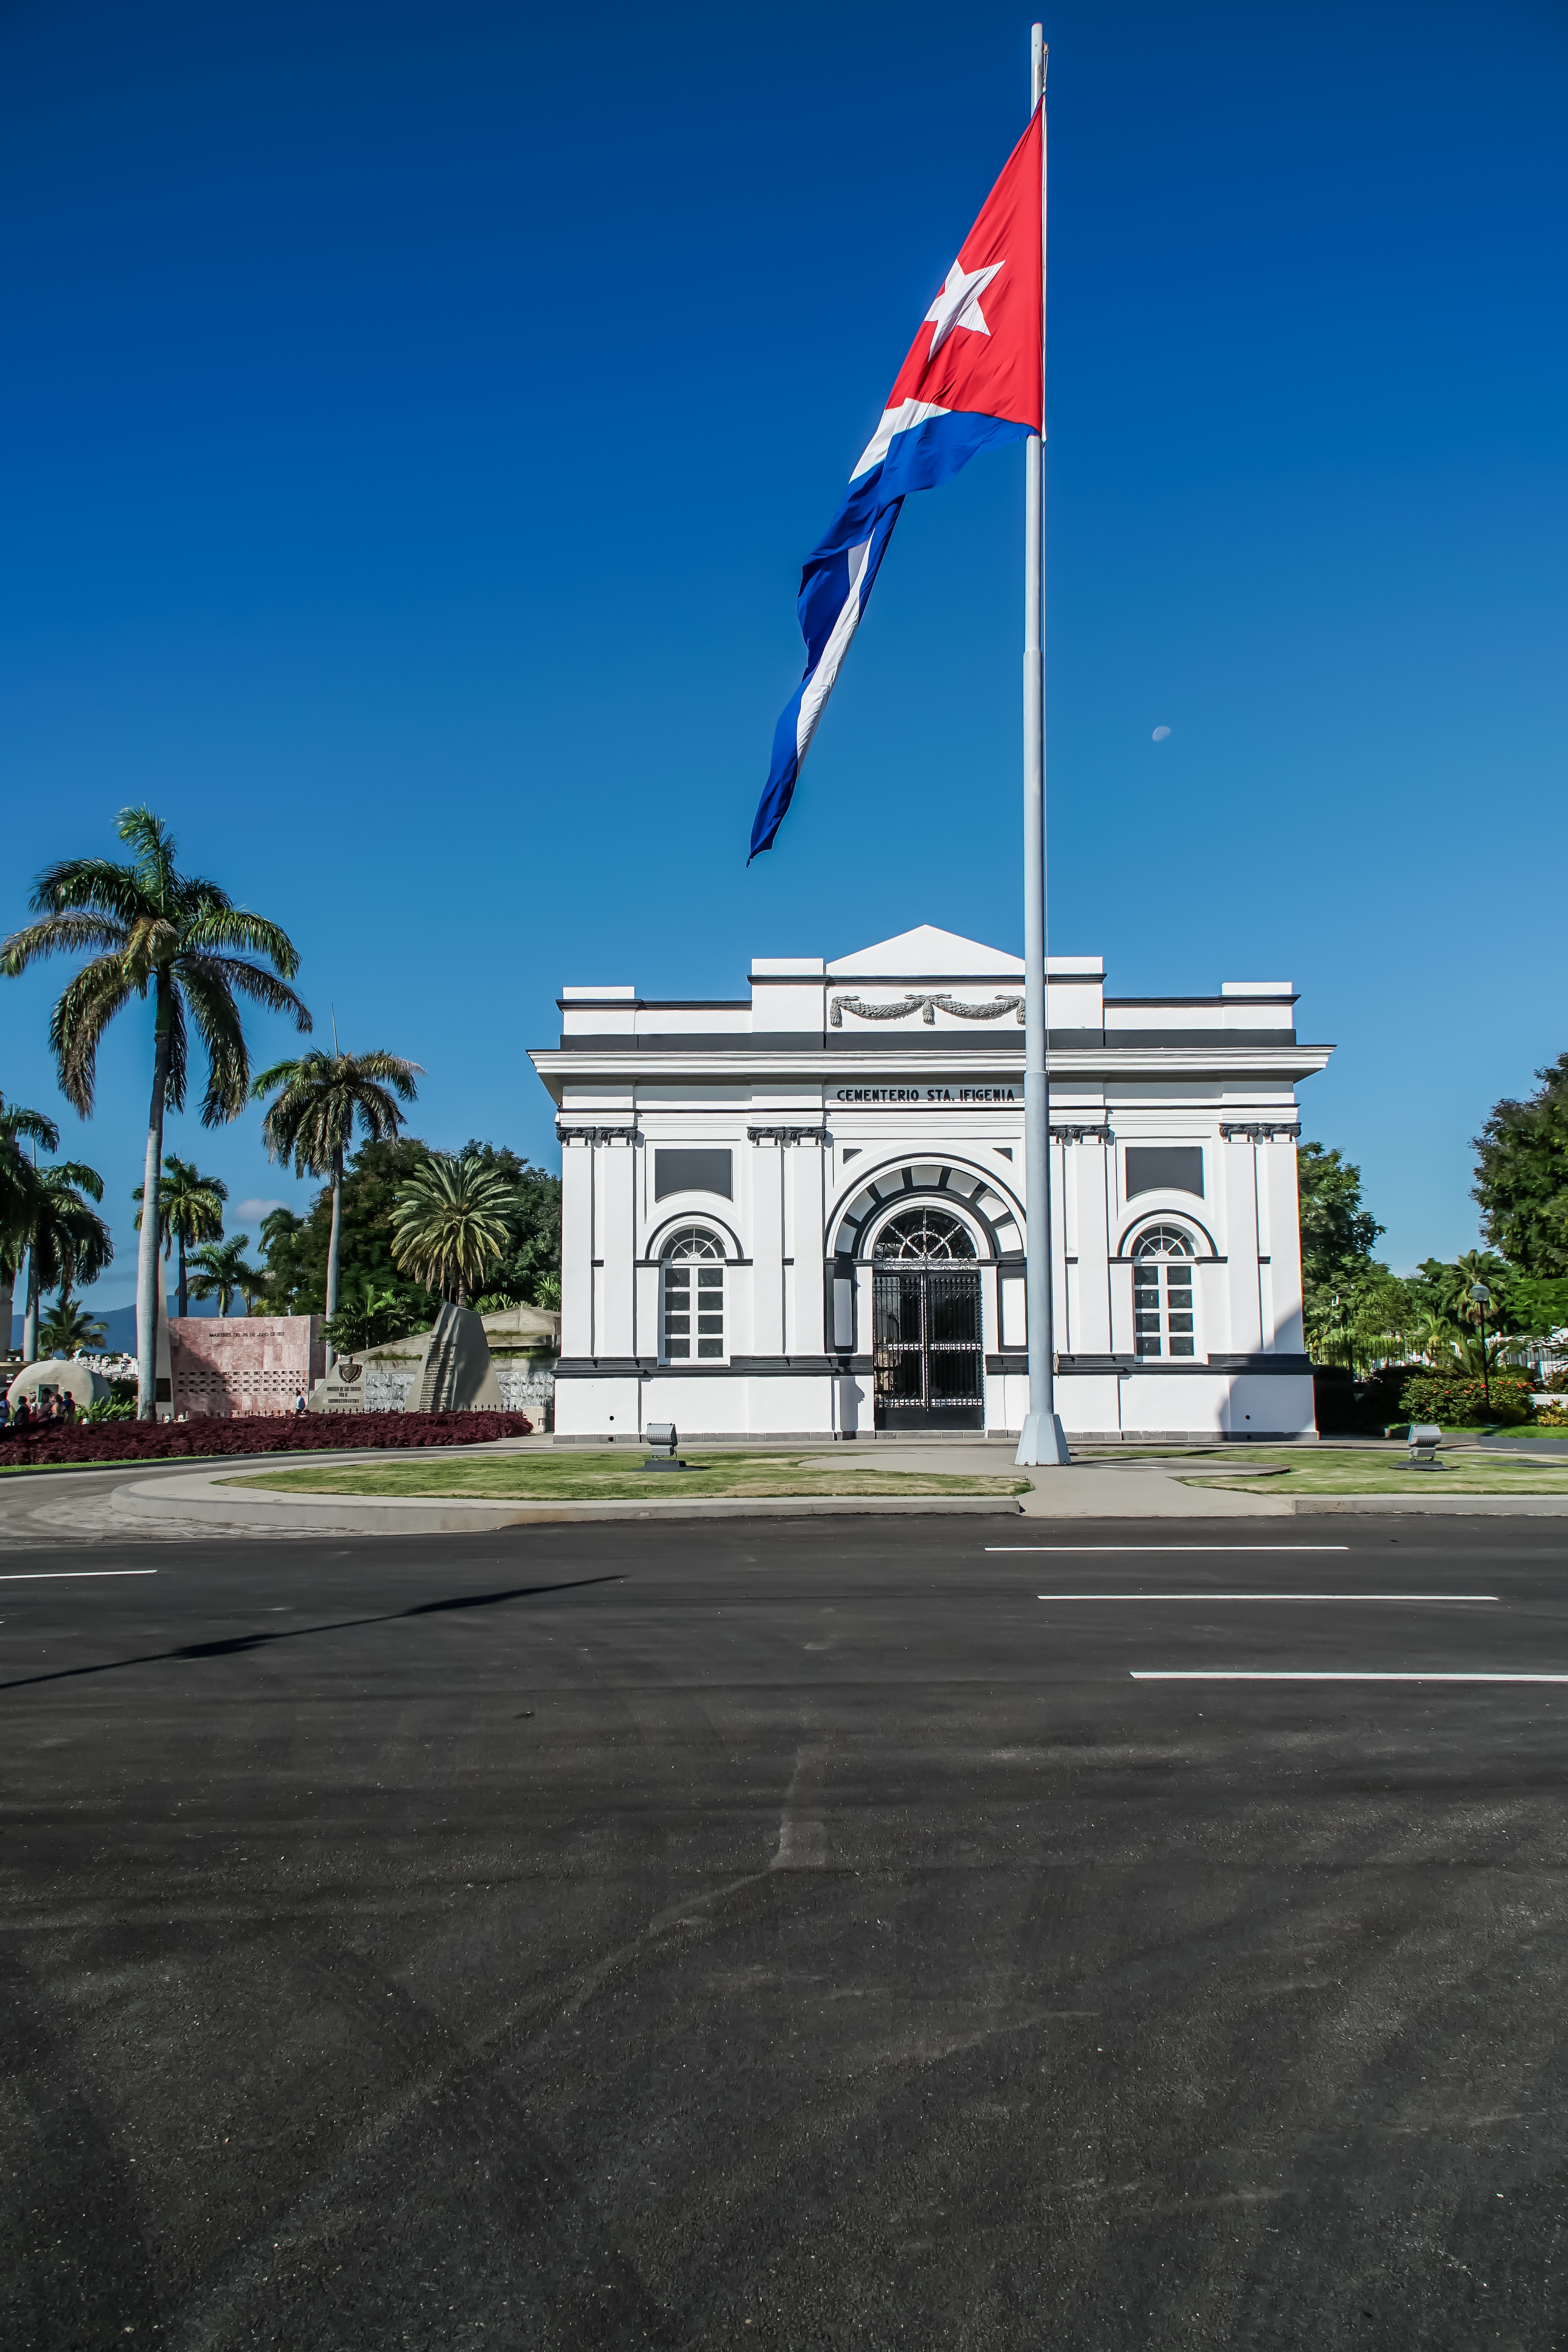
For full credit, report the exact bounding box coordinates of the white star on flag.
[923,257,1004,360]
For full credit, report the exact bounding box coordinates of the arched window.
[872,1207,978,1261]
[1132,1225,1196,1358]
[661,1226,725,1361]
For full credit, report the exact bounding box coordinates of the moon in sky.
[1151,725,1172,742]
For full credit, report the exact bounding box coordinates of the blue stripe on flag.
[750,408,1031,859]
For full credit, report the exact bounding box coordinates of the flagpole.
[1016,22,1067,1469]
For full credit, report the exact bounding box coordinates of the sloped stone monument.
[413,1301,504,1413]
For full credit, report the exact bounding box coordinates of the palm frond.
[184,950,310,1028]
[26,855,150,923]
[156,976,188,1117]
[41,1159,105,1203]
[24,1175,114,1293]
[178,963,251,1124]
[347,1050,422,1099]
[2,910,134,980]
[0,1097,61,1156]
[183,908,305,981]
[116,807,181,907]
[46,956,136,1116]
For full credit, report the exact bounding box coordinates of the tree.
[39,1293,108,1355]
[322,1279,413,1356]
[132,1153,228,1318]
[189,1234,264,1317]
[252,1047,421,1359]
[1296,1141,1385,1315]
[0,1095,59,1356]
[1473,1053,1568,1278]
[452,1141,561,1307]
[390,1152,515,1308]
[254,1138,433,1325]
[0,807,310,1416]
[17,1161,113,1362]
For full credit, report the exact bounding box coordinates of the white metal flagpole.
[1016,22,1068,1469]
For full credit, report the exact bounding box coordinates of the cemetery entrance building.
[529,925,1331,1444]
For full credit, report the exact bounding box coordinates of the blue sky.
[3,0,1565,1312]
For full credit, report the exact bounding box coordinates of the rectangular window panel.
[1170,1338,1195,1356]
[665,1258,722,1363]
[654,1149,732,1201]
[1125,1146,1204,1200]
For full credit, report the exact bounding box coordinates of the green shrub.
[82,1394,136,1422]
[1397,1370,1534,1426]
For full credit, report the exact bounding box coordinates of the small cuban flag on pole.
[748,91,1044,862]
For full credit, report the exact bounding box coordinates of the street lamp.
[1469,1283,1492,1417]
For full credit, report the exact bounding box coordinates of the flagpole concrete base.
[1015,1408,1069,1466]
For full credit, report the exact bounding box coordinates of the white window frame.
[1131,1225,1198,1359]
[660,1226,727,1363]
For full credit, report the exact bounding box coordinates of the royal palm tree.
[39,1292,109,1355]
[390,1152,514,1308]
[0,1096,60,1356]
[189,1233,264,1318]
[18,1161,113,1362]
[132,1154,229,1318]
[252,1047,421,1359]
[0,807,311,1415]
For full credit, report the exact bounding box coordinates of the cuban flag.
[750,104,1044,861]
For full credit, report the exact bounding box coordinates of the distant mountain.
[10,1295,221,1354]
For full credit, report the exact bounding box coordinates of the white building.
[529,926,1330,1443]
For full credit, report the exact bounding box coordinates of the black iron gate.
[872,1266,985,1430]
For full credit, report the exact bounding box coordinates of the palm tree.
[132,1153,228,1318]
[189,1234,264,1317]
[0,1096,60,1356]
[323,1278,416,1356]
[252,1047,421,1360]
[390,1152,515,1308]
[0,807,310,1416]
[18,1162,113,1362]
[39,1292,109,1355]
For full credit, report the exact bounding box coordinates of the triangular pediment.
[827,924,1025,980]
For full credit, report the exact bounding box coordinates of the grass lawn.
[227,1450,1032,1503]
[1183,1447,1568,1497]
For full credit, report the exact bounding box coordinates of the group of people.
[0,1389,78,1436]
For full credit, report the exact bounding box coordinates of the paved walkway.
[5,1434,1567,1547]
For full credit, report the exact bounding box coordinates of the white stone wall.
[361,1359,555,1428]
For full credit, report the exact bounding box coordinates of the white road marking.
[990,1545,1350,1553]
[1131,1671,1568,1683]
[0,1569,158,1581]
[1038,1593,1497,1602]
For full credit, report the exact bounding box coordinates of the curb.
[109,1471,1026,1537]
[1277,1494,1568,1517]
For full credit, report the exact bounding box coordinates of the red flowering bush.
[0,1410,532,1469]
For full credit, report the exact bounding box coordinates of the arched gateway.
[870,1205,985,1430]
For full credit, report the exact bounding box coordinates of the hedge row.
[0,1410,533,1469]
[1397,1372,1533,1426]
[1312,1364,1537,1434]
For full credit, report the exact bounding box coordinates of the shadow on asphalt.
[0,1573,622,1694]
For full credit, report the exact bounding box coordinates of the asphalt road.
[4,1515,1567,2351]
